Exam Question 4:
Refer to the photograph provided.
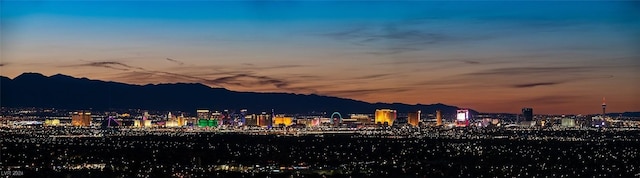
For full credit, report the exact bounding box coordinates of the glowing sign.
[456,109,469,121]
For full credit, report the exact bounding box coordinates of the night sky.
[1,1,639,114]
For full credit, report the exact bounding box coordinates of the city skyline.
[2,1,639,114]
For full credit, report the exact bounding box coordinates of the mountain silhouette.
[1,73,473,115]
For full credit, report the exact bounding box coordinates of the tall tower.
[436,110,442,126]
[602,97,606,116]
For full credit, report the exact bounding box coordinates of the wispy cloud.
[511,82,562,88]
[208,74,289,88]
[352,73,395,80]
[465,66,595,76]
[61,61,142,71]
[165,58,184,65]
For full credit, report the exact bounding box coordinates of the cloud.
[165,58,185,65]
[375,58,486,66]
[461,60,480,64]
[66,60,320,93]
[466,66,594,76]
[61,61,142,71]
[511,82,562,88]
[208,74,290,88]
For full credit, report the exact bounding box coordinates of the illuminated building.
[350,114,371,124]
[455,109,469,127]
[239,109,248,126]
[375,109,397,126]
[102,116,120,127]
[133,111,152,127]
[197,109,211,119]
[319,118,333,124]
[522,108,533,121]
[245,115,258,126]
[133,120,151,127]
[45,119,60,126]
[212,111,223,125]
[296,118,320,127]
[165,112,177,127]
[178,116,187,126]
[436,110,443,126]
[166,114,185,127]
[198,119,218,127]
[163,113,186,127]
[257,112,272,127]
[407,111,421,127]
[142,111,151,127]
[561,118,576,127]
[273,117,293,127]
[166,120,179,127]
[196,109,222,127]
[221,110,231,126]
[71,111,92,127]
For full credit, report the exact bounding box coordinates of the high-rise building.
[436,110,443,126]
[407,111,421,127]
[375,109,397,126]
[142,111,151,127]
[211,111,223,125]
[245,114,258,126]
[197,109,220,127]
[177,114,186,126]
[296,118,319,127]
[166,113,186,127]
[273,117,293,127]
[71,111,91,127]
[522,108,533,121]
[240,109,248,125]
[196,109,211,119]
[257,112,272,127]
[456,109,470,127]
[350,114,371,124]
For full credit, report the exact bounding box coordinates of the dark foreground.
[1,128,640,177]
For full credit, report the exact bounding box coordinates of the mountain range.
[0,73,473,115]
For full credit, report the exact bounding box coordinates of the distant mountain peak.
[50,73,77,79]
[14,72,47,79]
